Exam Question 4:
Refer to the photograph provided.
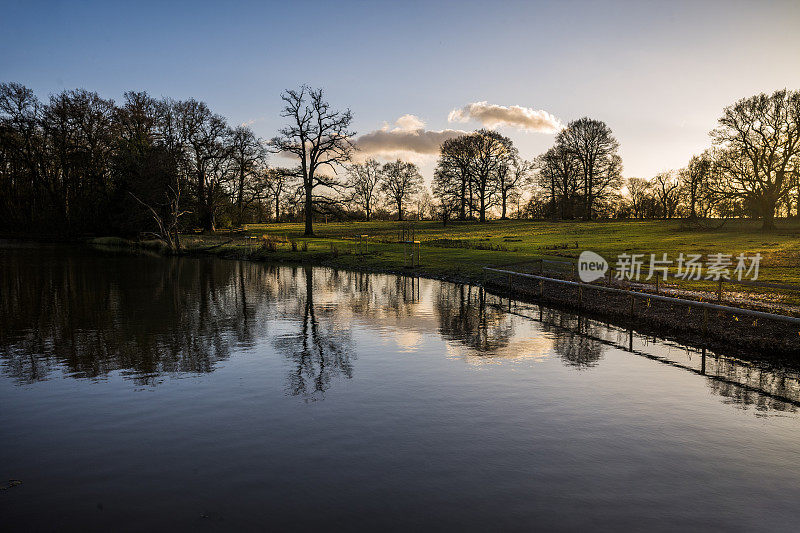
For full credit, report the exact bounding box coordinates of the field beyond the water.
[181,219,800,288]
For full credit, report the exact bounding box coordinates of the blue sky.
[2,0,799,181]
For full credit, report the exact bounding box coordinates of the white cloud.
[448,101,563,133]
[394,113,425,131]
[354,115,467,159]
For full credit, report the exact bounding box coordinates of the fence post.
[703,308,708,335]
[629,294,635,317]
[717,279,723,302]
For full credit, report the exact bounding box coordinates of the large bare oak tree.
[270,86,355,236]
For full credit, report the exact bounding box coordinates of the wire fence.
[497,258,800,314]
[482,266,800,354]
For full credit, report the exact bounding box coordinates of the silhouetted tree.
[625,177,652,219]
[709,89,800,230]
[270,86,355,236]
[230,125,265,226]
[653,171,681,219]
[498,155,531,219]
[347,158,383,221]
[381,159,422,221]
[556,117,622,220]
[682,152,712,219]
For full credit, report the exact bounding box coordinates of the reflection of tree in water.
[434,284,513,354]
[704,356,799,413]
[0,246,277,385]
[273,267,354,401]
[539,309,604,370]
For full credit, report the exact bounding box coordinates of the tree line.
[527,89,800,229]
[2,82,798,243]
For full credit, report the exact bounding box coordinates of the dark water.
[2,244,800,532]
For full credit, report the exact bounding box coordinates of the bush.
[259,234,279,252]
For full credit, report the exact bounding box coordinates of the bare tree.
[625,177,652,219]
[260,166,296,222]
[434,135,475,220]
[653,171,681,218]
[536,143,580,219]
[682,151,712,219]
[381,159,422,221]
[499,156,531,219]
[557,117,622,220]
[230,125,265,226]
[346,158,383,221]
[471,129,514,222]
[178,99,232,231]
[709,89,800,230]
[270,86,355,236]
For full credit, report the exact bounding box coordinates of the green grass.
[172,219,800,313]
[182,219,800,287]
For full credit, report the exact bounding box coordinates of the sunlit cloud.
[354,115,467,160]
[448,101,563,133]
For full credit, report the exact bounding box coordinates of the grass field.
[181,219,800,287]
[172,220,800,310]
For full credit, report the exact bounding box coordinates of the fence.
[484,296,800,408]
[500,257,800,309]
[484,266,800,327]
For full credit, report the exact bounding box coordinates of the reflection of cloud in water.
[445,335,552,365]
[3,245,800,413]
[393,330,423,352]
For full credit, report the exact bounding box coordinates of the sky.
[2,0,799,183]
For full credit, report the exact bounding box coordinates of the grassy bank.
[179,219,800,286]
[87,219,800,354]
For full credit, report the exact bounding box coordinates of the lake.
[2,243,800,531]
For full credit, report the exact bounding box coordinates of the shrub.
[259,234,279,252]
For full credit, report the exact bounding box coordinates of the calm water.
[2,243,800,531]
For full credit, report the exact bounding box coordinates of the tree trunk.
[236,168,245,226]
[501,191,507,220]
[397,199,403,221]
[459,180,466,220]
[304,182,314,236]
[761,201,776,231]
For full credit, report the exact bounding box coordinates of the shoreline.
[4,235,796,358]
[84,236,800,359]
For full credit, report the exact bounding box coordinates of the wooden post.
[629,294,635,317]
[703,308,708,335]
[701,347,706,375]
[717,279,723,302]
